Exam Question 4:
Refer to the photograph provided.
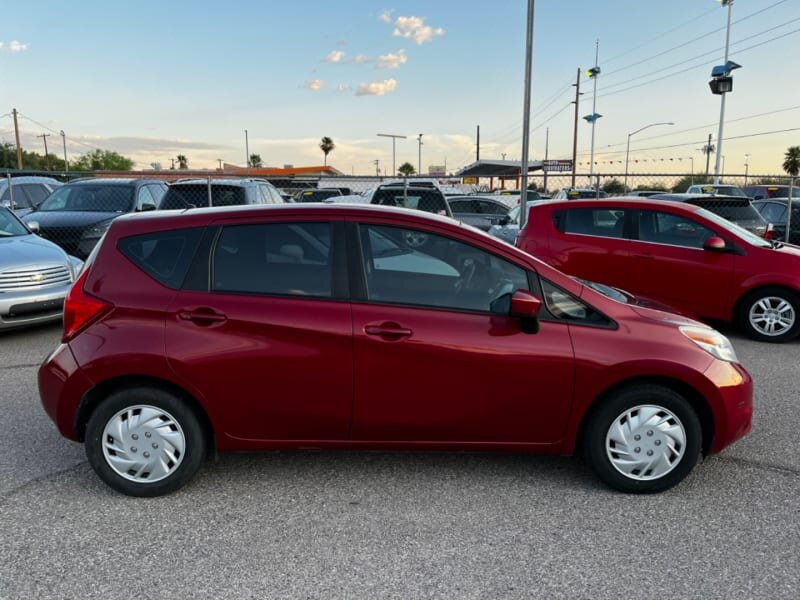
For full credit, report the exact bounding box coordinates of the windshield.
[694,207,771,247]
[0,207,30,237]
[695,201,763,223]
[37,184,134,212]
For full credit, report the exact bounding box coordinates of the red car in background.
[517,198,800,342]
[39,204,752,496]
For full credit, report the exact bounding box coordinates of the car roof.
[170,179,255,187]
[650,193,749,202]
[66,178,162,186]
[0,176,63,187]
[535,197,705,213]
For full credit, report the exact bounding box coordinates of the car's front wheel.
[583,385,701,493]
[85,387,206,497]
[737,287,800,343]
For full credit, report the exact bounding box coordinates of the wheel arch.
[733,283,798,321]
[575,375,715,455]
[75,375,216,456]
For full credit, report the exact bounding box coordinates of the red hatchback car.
[39,204,752,496]
[517,198,800,343]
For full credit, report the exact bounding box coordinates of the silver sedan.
[0,207,83,331]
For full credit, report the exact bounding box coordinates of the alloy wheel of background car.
[583,385,701,493]
[85,387,206,497]
[738,287,800,343]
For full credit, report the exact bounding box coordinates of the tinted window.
[118,227,204,289]
[161,185,247,209]
[449,199,478,213]
[212,222,332,297]
[359,224,529,313]
[297,189,341,202]
[476,200,509,215]
[371,188,450,215]
[755,202,786,223]
[563,208,625,238]
[38,184,134,212]
[22,184,50,206]
[0,186,31,208]
[697,202,763,223]
[137,185,156,210]
[638,210,715,249]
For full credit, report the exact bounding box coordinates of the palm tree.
[783,146,800,177]
[319,137,335,166]
[176,154,188,170]
[398,162,416,176]
[249,153,263,168]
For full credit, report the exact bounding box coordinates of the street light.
[744,153,750,185]
[377,133,407,175]
[417,133,424,175]
[624,122,674,192]
[710,0,740,184]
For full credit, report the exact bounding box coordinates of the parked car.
[685,184,748,198]
[626,190,665,198]
[370,184,452,217]
[295,188,343,203]
[0,176,63,217]
[649,194,771,238]
[0,206,83,331]
[487,201,542,245]
[448,196,510,231]
[39,203,752,496]
[553,188,609,200]
[753,198,800,244]
[22,179,167,259]
[160,178,282,210]
[743,185,800,201]
[517,198,800,342]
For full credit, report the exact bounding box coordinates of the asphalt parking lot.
[0,323,798,599]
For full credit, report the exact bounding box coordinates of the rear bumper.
[38,343,93,441]
[705,360,753,454]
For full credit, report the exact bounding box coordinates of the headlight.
[81,220,112,240]
[680,325,738,362]
[67,256,84,281]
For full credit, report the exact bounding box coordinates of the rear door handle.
[178,308,227,326]
[364,321,413,341]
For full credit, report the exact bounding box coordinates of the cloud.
[303,79,325,91]
[336,83,352,93]
[355,78,397,96]
[376,49,407,70]
[1,40,29,53]
[349,54,372,64]
[378,9,394,24]
[392,16,444,44]
[322,50,345,64]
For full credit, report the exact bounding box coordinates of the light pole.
[585,40,601,184]
[377,133,407,175]
[60,130,68,172]
[244,129,250,168]
[518,0,536,228]
[417,133,424,175]
[744,153,750,185]
[712,0,736,184]
[624,122,674,192]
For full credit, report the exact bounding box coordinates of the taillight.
[764,223,774,240]
[62,268,112,342]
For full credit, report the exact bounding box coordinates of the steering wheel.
[453,258,476,295]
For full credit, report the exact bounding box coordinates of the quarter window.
[358,224,529,313]
[638,210,715,249]
[212,222,333,297]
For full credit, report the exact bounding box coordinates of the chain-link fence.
[1,169,796,260]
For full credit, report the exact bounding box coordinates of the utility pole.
[588,40,600,183]
[704,133,714,177]
[37,133,51,170]
[713,0,734,184]
[12,108,23,169]
[476,125,480,161]
[217,158,223,170]
[374,159,380,177]
[417,133,424,175]
[376,133,406,175]
[518,0,536,229]
[60,130,68,172]
[744,153,750,185]
[543,127,550,193]
[244,129,250,168]
[571,68,581,188]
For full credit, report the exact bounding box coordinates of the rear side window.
[160,185,247,209]
[371,188,449,215]
[118,227,204,289]
[561,208,625,238]
[212,222,333,297]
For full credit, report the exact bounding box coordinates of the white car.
[685,184,748,198]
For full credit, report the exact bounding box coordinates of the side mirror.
[498,215,511,226]
[27,221,40,234]
[510,289,542,334]
[138,202,157,212]
[703,236,726,251]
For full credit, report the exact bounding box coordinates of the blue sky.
[2,0,798,175]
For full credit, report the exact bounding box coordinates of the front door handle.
[178,308,227,326]
[364,321,413,341]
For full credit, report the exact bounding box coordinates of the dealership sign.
[542,160,573,172]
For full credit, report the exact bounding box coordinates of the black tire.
[85,387,206,497]
[736,286,800,343]
[583,385,701,494]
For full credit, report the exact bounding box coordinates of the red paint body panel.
[518,199,800,323]
[37,204,753,460]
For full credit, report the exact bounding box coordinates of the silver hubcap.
[749,296,795,337]
[606,405,686,481]
[101,405,186,483]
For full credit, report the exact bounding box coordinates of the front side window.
[638,210,715,249]
[562,208,626,239]
[212,222,332,297]
[136,185,156,210]
[37,185,134,212]
[359,224,529,313]
[757,202,787,223]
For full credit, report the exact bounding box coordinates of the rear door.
[166,217,354,442]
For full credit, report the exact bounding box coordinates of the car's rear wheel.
[85,387,206,497]
[737,287,800,343]
[583,385,701,493]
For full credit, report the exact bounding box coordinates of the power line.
[19,113,102,152]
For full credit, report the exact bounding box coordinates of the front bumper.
[0,282,73,331]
